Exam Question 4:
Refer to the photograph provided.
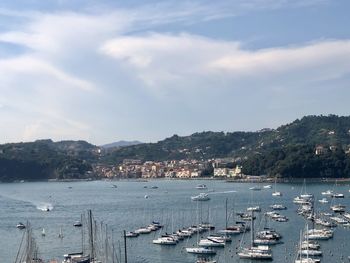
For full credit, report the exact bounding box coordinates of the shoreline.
[5,176,350,184]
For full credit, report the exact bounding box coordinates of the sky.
[0,0,350,145]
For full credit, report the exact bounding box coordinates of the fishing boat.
[191,193,210,201]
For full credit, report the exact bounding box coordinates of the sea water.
[0,179,349,262]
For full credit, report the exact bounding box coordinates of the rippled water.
[0,180,350,263]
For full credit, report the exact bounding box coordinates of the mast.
[123,230,128,263]
[250,210,254,248]
[225,198,228,229]
[88,210,94,261]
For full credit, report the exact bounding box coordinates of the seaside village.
[93,143,342,180]
[93,158,245,180]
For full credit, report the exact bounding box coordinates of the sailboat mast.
[250,210,254,248]
[225,198,228,229]
[123,230,128,263]
[88,210,94,261]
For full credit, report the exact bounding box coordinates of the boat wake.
[36,202,54,212]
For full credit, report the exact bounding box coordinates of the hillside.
[102,115,350,161]
[0,140,97,182]
[1,115,350,181]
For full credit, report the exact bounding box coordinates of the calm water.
[1,179,350,263]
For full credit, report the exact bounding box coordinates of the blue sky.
[0,0,350,145]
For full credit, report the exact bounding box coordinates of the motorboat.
[198,238,225,247]
[196,258,217,263]
[321,190,334,196]
[185,247,216,254]
[318,198,328,203]
[272,191,282,197]
[134,227,152,234]
[263,185,272,189]
[331,204,346,213]
[270,204,287,210]
[62,252,90,263]
[238,247,273,259]
[191,193,210,201]
[152,236,177,245]
[196,184,207,190]
[249,186,261,191]
[125,231,139,237]
[16,222,26,229]
[73,221,82,227]
[247,206,261,212]
[332,193,344,198]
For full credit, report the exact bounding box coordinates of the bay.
[0,179,349,262]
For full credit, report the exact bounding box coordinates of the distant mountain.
[101,140,143,149]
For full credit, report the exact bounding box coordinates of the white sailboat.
[186,201,216,255]
[237,211,273,260]
[272,177,282,196]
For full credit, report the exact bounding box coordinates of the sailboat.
[295,229,321,263]
[186,202,216,255]
[218,198,249,235]
[237,211,273,260]
[272,177,282,196]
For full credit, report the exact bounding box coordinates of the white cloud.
[0,0,347,144]
[101,33,350,94]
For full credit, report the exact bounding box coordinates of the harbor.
[2,179,350,262]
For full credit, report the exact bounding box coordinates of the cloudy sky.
[0,0,350,145]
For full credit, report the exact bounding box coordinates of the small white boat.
[134,227,152,234]
[331,204,346,213]
[332,193,344,198]
[321,190,334,196]
[196,184,207,190]
[263,185,272,189]
[249,186,261,191]
[247,206,261,212]
[318,198,328,203]
[73,221,82,227]
[191,193,210,201]
[270,204,287,210]
[198,238,225,247]
[126,231,139,237]
[16,222,26,229]
[185,247,216,254]
[272,191,282,197]
[152,236,177,245]
[41,228,46,237]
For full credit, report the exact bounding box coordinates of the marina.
[1,179,350,262]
